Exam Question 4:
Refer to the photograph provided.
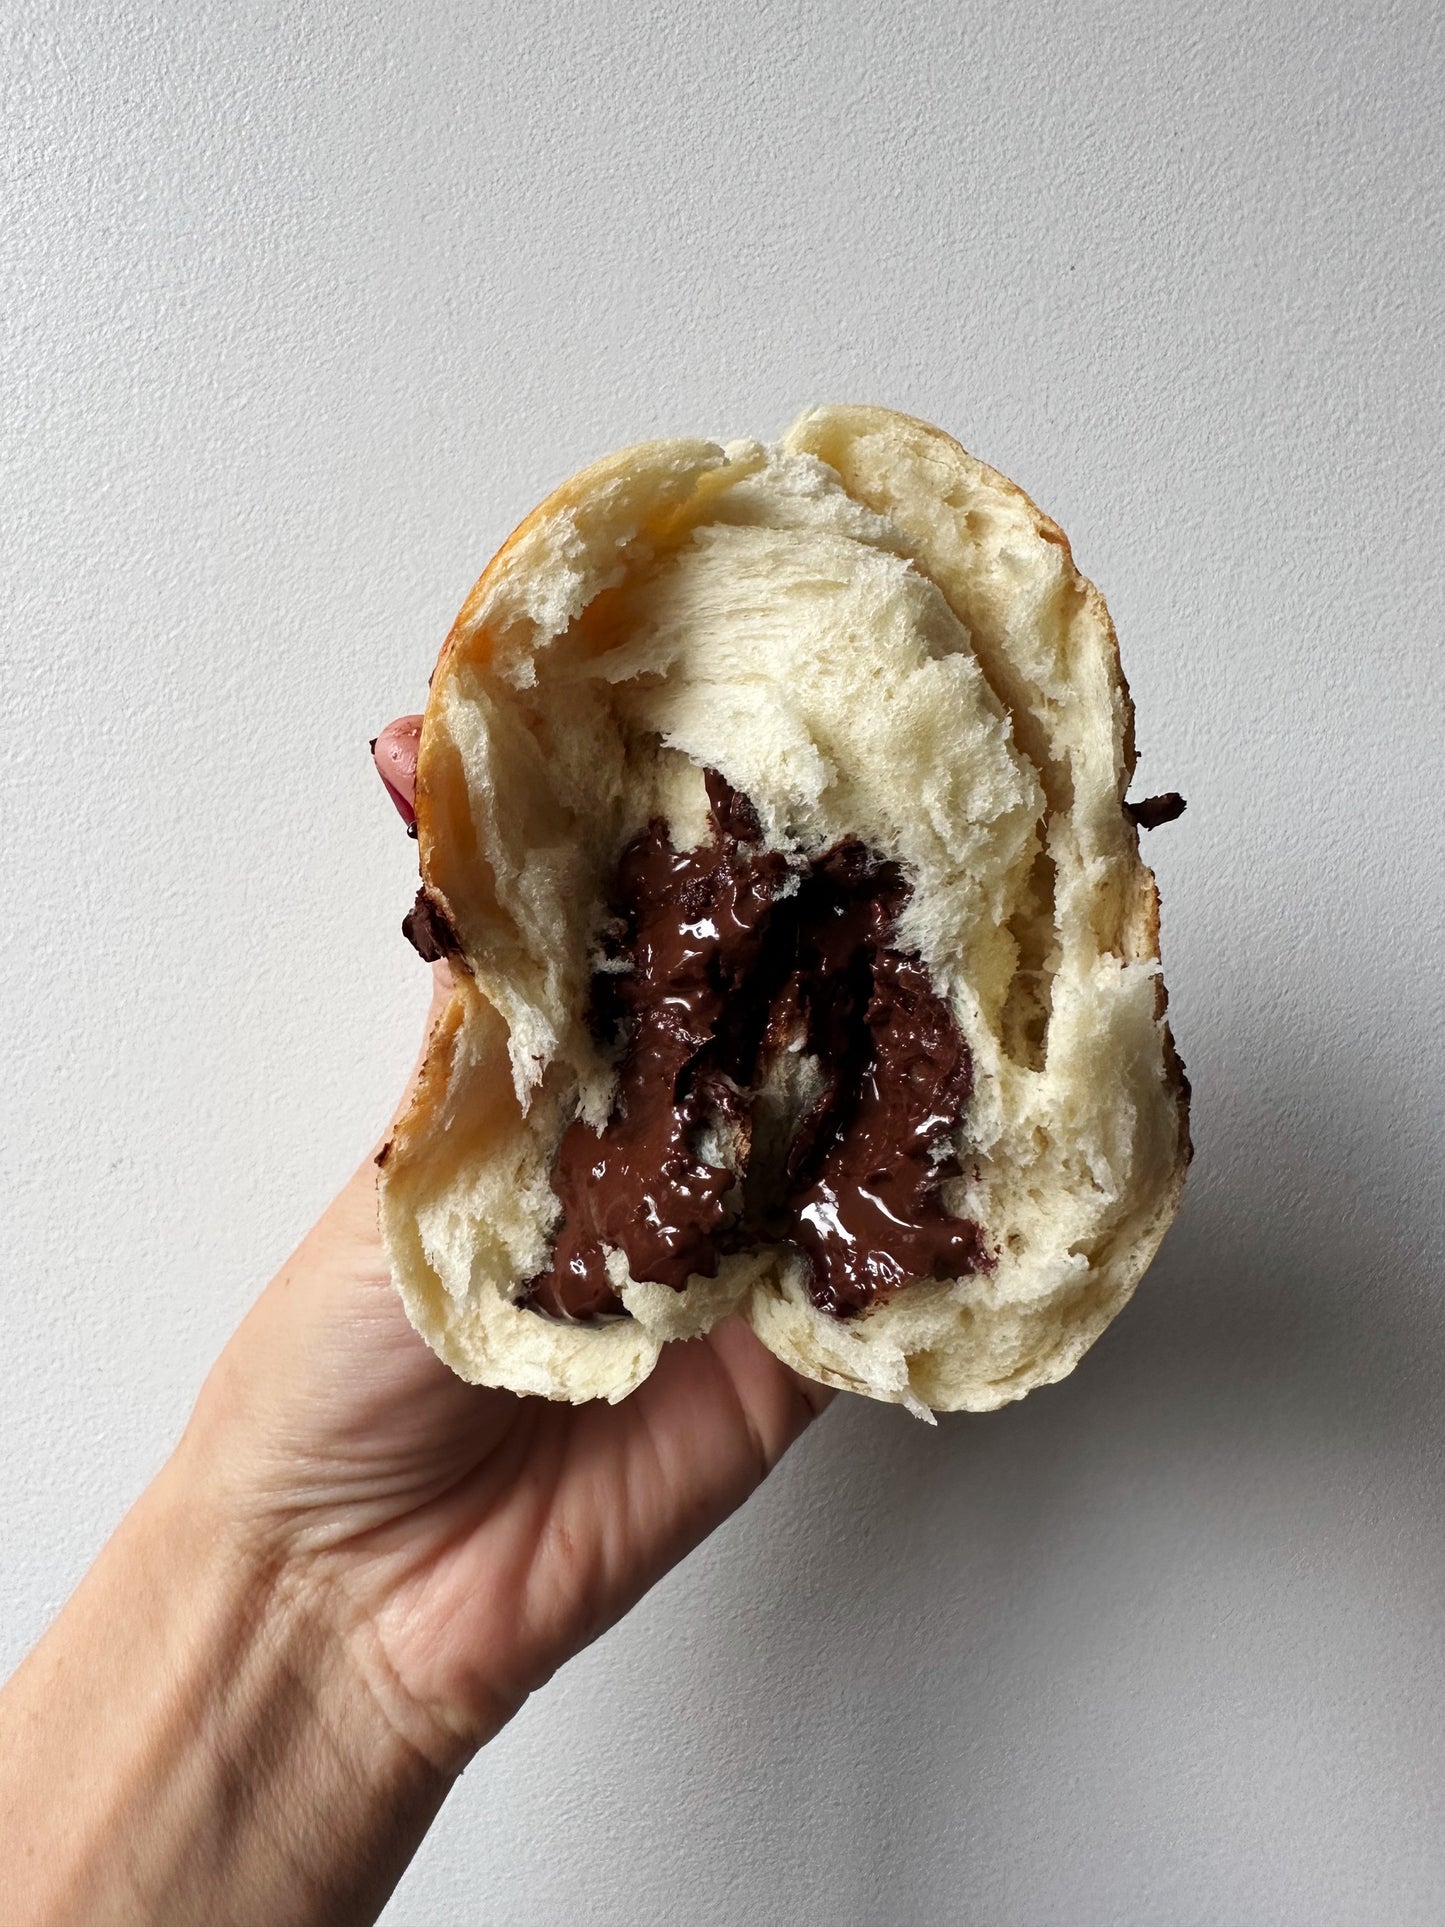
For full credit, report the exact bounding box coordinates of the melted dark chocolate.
[523,776,787,1323]
[1126,791,1187,829]
[522,774,984,1324]
[402,887,464,964]
[786,944,980,1315]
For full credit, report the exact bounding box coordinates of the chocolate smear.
[523,773,984,1325]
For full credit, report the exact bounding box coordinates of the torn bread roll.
[377,404,1190,1418]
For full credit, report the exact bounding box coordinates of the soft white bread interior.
[376,406,1190,1416]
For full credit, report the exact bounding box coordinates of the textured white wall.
[5,1,1443,1920]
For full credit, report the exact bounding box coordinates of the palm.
[199,1157,828,1754]
[364,1305,824,1740]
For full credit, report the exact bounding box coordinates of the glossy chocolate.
[760,843,982,1316]
[523,775,788,1323]
[523,774,983,1324]
[402,887,465,965]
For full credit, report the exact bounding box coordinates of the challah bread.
[376,405,1190,1418]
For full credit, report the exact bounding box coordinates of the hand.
[0,716,831,1927]
[186,715,833,1767]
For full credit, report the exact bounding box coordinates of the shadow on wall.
[673,1044,1445,1909]
[832,1033,1440,1539]
[782,1038,1443,1577]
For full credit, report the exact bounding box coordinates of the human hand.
[0,717,832,1927]
[183,715,833,1771]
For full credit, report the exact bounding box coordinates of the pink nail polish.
[380,775,416,829]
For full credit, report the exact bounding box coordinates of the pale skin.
[0,718,832,1927]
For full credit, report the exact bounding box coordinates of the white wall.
[5,2,1443,1921]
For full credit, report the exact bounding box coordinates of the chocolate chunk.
[1126,792,1187,829]
[787,947,982,1314]
[771,869,981,1313]
[522,781,789,1323]
[704,766,764,843]
[523,773,984,1325]
[402,887,464,964]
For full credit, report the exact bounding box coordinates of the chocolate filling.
[403,887,465,965]
[1126,791,1187,829]
[522,773,985,1326]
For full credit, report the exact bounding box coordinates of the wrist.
[140,1445,458,1916]
[159,1419,469,1769]
[0,1448,452,1927]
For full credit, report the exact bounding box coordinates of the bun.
[377,405,1190,1417]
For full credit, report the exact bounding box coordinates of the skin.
[0,718,832,1927]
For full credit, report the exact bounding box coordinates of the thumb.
[372,714,422,825]
[372,713,455,1045]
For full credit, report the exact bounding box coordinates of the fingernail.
[380,774,416,829]
[373,716,422,831]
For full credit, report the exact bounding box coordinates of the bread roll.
[376,405,1190,1418]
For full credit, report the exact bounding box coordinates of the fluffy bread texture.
[377,405,1190,1417]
